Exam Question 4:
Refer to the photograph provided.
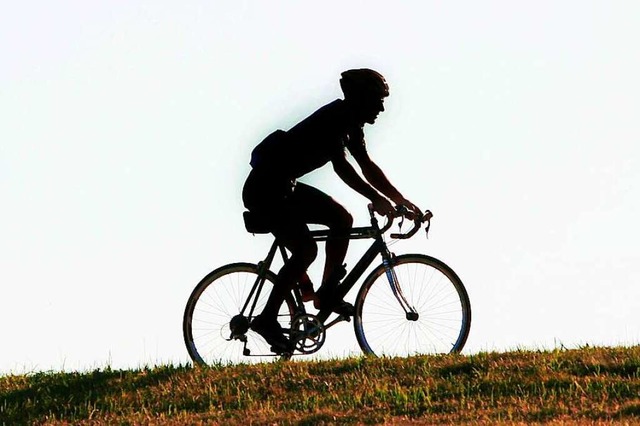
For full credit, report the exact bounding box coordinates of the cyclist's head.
[340,68,389,124]
[340,68,389,101]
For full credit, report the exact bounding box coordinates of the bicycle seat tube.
[240,239,279,316]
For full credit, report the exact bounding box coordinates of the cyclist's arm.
[353,151,423,216]
[331,155,394,216]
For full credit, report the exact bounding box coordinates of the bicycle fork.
[383,257,419,321]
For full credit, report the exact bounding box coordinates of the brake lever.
[422,210,433,239]
[395,205,408,230]
[390,206,416,239]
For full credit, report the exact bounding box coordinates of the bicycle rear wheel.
[183,262,296,365]
[354,254,471,357]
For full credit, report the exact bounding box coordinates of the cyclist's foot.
[250,315,292,354]
[313,287,355,317]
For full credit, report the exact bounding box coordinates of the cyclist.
[242,68,422,353]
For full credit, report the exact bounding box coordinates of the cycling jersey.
[249,99,368,180]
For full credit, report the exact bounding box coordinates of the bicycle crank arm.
[322,314,351,330]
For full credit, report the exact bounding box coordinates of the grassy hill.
[1,345,639,425]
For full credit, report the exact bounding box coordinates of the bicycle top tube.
[308,205,431,242]
[308,226,377,242]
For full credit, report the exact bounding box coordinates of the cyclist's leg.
[242,171,313,351]
[262,220,317,319]
[287,182,353,282]
[287,183,354,314]
[250,216,317,352]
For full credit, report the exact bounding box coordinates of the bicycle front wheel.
[183,262,295,366]
[354,254,471,357]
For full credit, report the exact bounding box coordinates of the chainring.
[290,313,326,354]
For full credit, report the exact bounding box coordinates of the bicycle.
[183,205,471,365]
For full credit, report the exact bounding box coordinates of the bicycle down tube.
[302,214,399,325]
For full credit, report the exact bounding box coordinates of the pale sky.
[1,1,639,373]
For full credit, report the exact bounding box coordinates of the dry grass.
[1,345,639,425]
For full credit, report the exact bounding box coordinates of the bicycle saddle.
[243,210,272,234]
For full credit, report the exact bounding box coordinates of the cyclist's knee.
[330,209,353,235]
[300,240,318,266]
[343,211,354,229]
[289,239,317,269]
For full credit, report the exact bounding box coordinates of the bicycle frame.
[242,211,419,331]
[183,205,471,363]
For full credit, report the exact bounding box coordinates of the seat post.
[257,238,280,275]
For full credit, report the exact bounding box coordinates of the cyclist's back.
[248,99,367,182]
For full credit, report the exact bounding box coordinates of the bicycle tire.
[183,262,296,365]
[354,254,471,357]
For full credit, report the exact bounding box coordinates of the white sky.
[1,1,639,374]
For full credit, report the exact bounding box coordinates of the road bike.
[183,205,471,365]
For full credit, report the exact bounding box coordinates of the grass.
[1,345,639,425]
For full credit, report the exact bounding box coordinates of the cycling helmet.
[340,68,389,99]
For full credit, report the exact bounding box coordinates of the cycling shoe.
[250,315,292,354]
[327,299,355,317]
[314,287,355,317]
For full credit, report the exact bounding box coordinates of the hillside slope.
[1,346,639,425]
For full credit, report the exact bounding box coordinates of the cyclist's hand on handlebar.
[371,195,396,219]
[395,198,423,221]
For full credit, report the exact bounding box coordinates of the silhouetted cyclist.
[242,68,422,353]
